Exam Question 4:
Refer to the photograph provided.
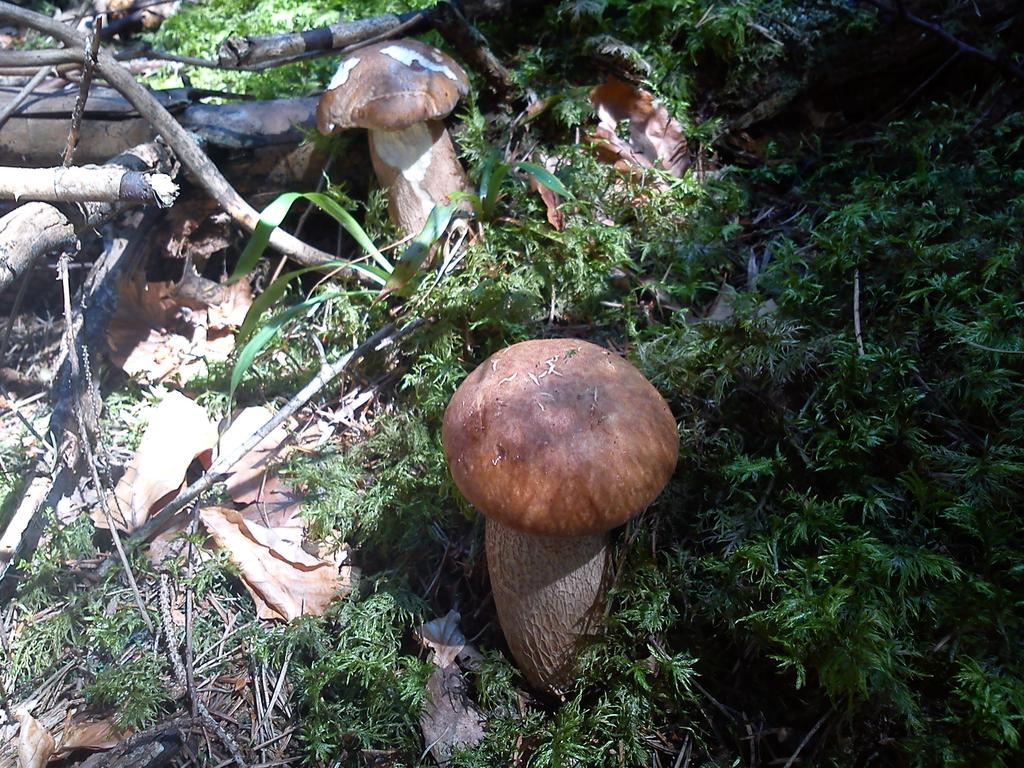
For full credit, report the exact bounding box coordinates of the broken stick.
[0,141,175,295]
[0,165,178,205]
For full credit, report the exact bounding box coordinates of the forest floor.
[0,1,1022,767]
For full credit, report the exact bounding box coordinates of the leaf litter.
[92,393,351,621]
[589,75,691,180]
[105,271,252,384]
[416,610,486,765]
[93,390,216,533]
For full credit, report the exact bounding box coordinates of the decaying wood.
[0,143,170,593]
[0,3,361,278]
[0,141,175,295]
[0,86,320,166]
[430,1,514,98]
[216,9,427,70]
[0,165,178,205]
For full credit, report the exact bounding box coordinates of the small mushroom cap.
[317,39,470,134]
[442,339,678,537]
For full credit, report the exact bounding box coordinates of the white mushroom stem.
[485,520,610,692]
[368,119,469,235]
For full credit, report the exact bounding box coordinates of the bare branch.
[216,9,426,70]
[0,165,169,594]
[0,65,51,129]
[0,165,178,205]
[0,142,176,295]
[93,319,421,584]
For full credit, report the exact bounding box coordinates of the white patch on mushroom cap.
[327,56,360,90]
[372,122,437,222]
[379,45,459,82]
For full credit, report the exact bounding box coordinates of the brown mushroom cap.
[442,339,678,537]
[317,40,470,134]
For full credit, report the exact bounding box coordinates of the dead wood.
[0,143,171,594]
[0,86,320,165]
[0,141,175,295]
[0,2,365,279]
[215,9,427,70]
[0,65,49,129]
[0,165,178,205]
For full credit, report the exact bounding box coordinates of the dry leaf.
[96,392,216,533]
[527,155,565,231]
[53,717,126,758]
[418,610,468,669]
[218,407,292,505]
[16,711,53,768]
[420,665,486,766]
[239,475,304,539]
[417,613,485,765]
[106,272,252,384]
[145,513,213,567]
[199,506,350,621]
[589,76,690,179]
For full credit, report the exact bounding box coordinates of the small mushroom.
[317,39,471,235]
[442,339,678,691]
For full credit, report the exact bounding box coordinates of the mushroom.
[317,39,471,235]
[442,339,678,691]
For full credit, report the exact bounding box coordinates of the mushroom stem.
[368,119,469,235]
[485,519,610,692]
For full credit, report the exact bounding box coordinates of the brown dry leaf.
[420,665,486,766]
[589,76,690,179]
[417,612,485,765]
[527,155,564,231]
[218,407,292,505]
[106,272,252,384]
[239,475,304,540]
[199,506,350,621]
[418,610,468,669]
[16,711,54,768]
[96,392,217,533]
[163,204,231,262]
[53,717,127,759]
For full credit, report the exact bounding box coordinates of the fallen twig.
[853,268,865,356]
[782,706,834,768]
[58,251,154,635]
[0,182,166,595]
[216,9,427,70]
[161,574,248,768]
[99,321,417,565]
[0,65,50,130]
[430,1,514,98]
[0,1,514,93]
[62,18,102,166]
[0,141,176,296]
[0,165,178,205]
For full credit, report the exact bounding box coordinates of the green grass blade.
[303,192,393,273]
[230,292,339,400]
[383,202,458,293]
[515,161,573,198]
[230,192,303,282]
